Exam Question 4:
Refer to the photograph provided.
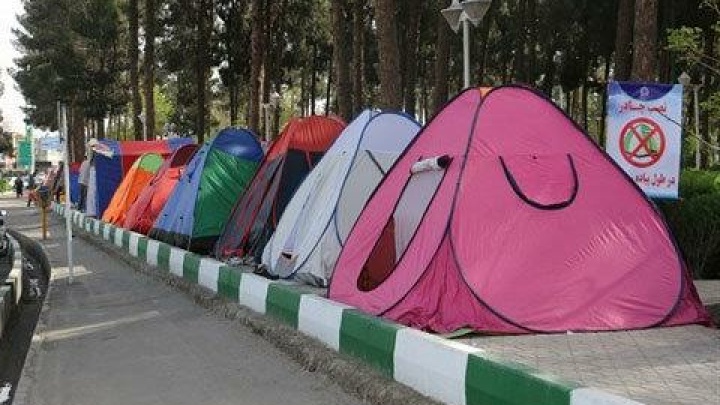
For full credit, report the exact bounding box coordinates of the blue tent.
[91,138,192,217]
[149,128,263,254]
[69,162,81,205]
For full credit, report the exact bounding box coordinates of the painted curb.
[53,203,643,405]
[0,235,23,340]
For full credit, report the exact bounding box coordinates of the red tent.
[123,144,198,234]
[214,115,346,263]
[329,86,710,334]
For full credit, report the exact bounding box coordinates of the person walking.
[78,139,98,212]
[27,172,37,207]
[14,176,24,198]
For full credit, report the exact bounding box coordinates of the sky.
[0,0,26,134]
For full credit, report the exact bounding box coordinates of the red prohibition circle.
[619,117,666,168]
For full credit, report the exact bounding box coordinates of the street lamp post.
[138,113,147,141]
[441,0,492,89]
[262,91,281,144]
[678,72,701,169]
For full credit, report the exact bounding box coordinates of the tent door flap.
[499,154,578,210]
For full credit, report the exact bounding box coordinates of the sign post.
[26,123,34,172]
[58,101,74,284]
[605,82,683,200]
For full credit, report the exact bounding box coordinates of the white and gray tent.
[262,110,421,286]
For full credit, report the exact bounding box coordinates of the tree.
[143,0,157,139]
[667,0,720,168]
[400,0,424,115]
[374,0,402,109]
[216,0,250,126]
[14,0,125,158]
[129,0,142,139]
[431,0,450,113]
[195,0,213,142]
[351,0,366,113]
[331,0,352,120]
[614,0,634,80]
[631,0,659,80]
[248,0,265,134]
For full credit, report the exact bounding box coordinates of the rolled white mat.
[410,155,452,174]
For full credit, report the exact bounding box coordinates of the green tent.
[149,128,264,254]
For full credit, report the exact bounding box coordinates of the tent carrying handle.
[499,154,579,210]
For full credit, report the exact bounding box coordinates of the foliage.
[658,170,720,279]
[0,133,11,155]
[667,1,720,76]
[12,0,126,155]
[9,0,719,161]
[667,0,720,159]
[678,169,720,198]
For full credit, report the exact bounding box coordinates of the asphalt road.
[0,239,48,405]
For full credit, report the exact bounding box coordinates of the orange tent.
[102,153,164,225]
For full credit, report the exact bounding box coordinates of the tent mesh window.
[335,151,395,245]
[357,168,444,292]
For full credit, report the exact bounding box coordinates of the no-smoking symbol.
[619,118,665,168]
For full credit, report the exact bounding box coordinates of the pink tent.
[329,86,710,334]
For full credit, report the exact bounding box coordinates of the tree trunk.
[249,0,264,134]
[70,102,85,162]
[97,118,105,140]
[300,67,307,116]
[196,0,212,143]
[631,0,658,81]
[230,86,239,126]
[228,1,240,126]
[129,0,142,140]
[311,43,317,115]
[526,0,537,84]
[401,0,422,116]
[261,62,270,138]
[143,0,156,141]
[477,0,499,84]
[351,0,365,113]
[600,55,611,146]
[374,0,402,109]
[700,26,715,168]
[332,0,353,121]
[512,0,527,82]
[431,2,451,114]
[581,83,588,130]
[614,0,634,81]
[325,56,333,115]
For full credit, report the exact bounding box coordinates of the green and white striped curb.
[52,203,643,405]
[2,235,23,304]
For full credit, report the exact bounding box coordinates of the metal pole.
[41,205,47,240]
[463,18,471,89]
[693,85,701,169]
[60,104,74,284]
[143,117,148,141]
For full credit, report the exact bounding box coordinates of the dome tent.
[102,153,164,225]
[262,110,421,286]
[329,86,710,334]
[214,116,346,263]
[123,144,199,234]
[87,138,192,217]
[149,128,263,254]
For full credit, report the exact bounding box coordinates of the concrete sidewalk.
[36,199,720,405]
[2,197,370,405]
